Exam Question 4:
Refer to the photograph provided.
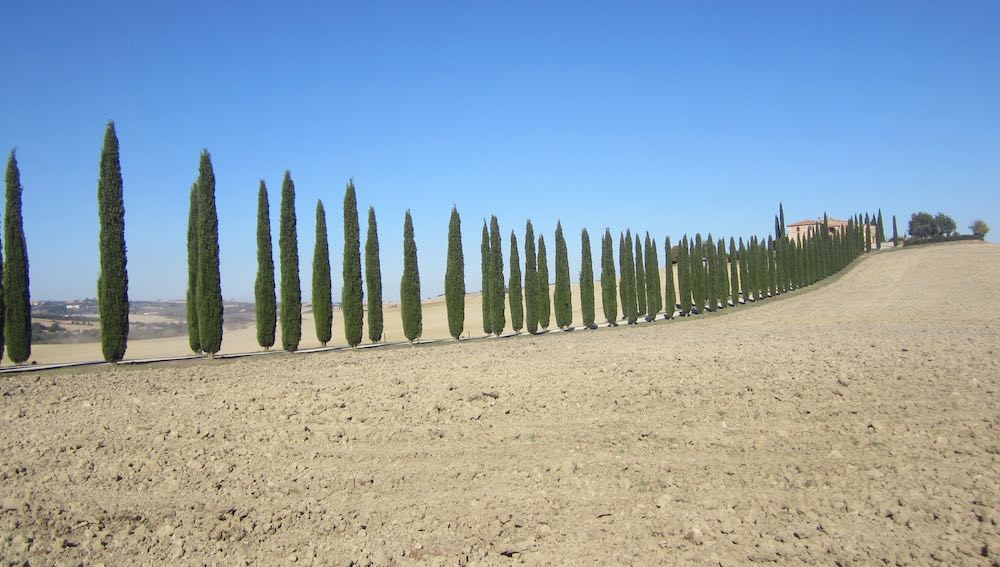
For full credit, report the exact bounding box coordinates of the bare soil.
[1,241,998,565]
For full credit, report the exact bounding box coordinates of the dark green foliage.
[876,209,885,250]
[366,207,384,342]
[779,203,786,238]
[692,234,705,312]
[600,229,617,325]
[664,237,676,317]
[341,180,363,347]
[524,221,539,334]
[716,238,728,307]
[255,181,276,350]
[96,122,129,362]
[620,231,637,323]
[767,236,776,296]
[537,235,551,329]
[892,215,899,247]
[934,213,957,236]
[644,234,661,320]
[186,183,200,353]
[400,210,422,342]
[553,221,572,328]
[580,228,596,328]
[774,215,781,240]
[279,170,301,352]
[738,238,749,302]
[677,236,692,315]
[444,206,464,339]
[634,236,646,317]
[312,200,332,346]
[509,232,523,332]
[864,213,872,253]
[4,152,31,363]
[618,233,628,321]
[704,235,717,311]
[480,221,491,334]
[728,237,739,306]
[195,151,223,356]
[489,215,505,336]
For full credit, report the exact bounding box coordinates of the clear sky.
[1,1,997,302]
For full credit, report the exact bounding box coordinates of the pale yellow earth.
[1,242,998,565]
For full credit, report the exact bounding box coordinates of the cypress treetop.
[96,121,129,363]
[312,200,332,346]
[445,206,465,339]
[366,207,384,342]
[279,170,301,352]
[342,180,364,346]
[400,210,422,342]
[255,180,276,350]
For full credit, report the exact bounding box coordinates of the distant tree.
[704,235,717,311]
[774,215,781,240]
[600,229,618,325]
[524,220,539,334]
[4,151,31,363]
[553,221,572,328]
[934,213,957,236]
[195,151,223,357]
[341,180,363,347]
[908,212,935,238]
[766,235,776,296]
[779,203,786,238]
[279,170,301,352]
[480,221,492,335]
[400,210,422,342]
[875,209,885,250]
[970,219,990,237]
[864,213,872,253]
[365,207,384,342]
[444,206,464,339]
[644,233,661,321]
[663,236,676,318]
[678,236,692,315]
[509,231,523,332]
[717,237,729,305]
[537,235,551,329]
[892,215,899,246]
[96,121,129,363]
[634,235,646,317]
[692,234,705,312]
[186,183,200,353]
[728,237,739,306]
[255,181,276,350]
[621,231,637,323]
[738,237,749,301]
[580,228,596,328]
[312,200,332,346]
[489,215,505,336]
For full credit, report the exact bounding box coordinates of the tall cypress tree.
[186,182,200,353]
[255,181,276,350]
[876,209,885,250]
[644,233,660,321]
[774,215,782,240]
[600,229,618,325]
[489,215,505,336]
[634,235,647,317]
[342,180,363,346]
[767,235,776,296]
[779,203,786,238]
[96,122,129,363]
[400,210,422,342]
[554,221,572,329]
[509,232,523,332]
[3,152,31,363]
[444,206,464,339]
[704,235,718,311]
[580,228,596,328]
[664,236,676,318]
[738,237,749,302]
[537,235,551,329]
[480,221,492,335]
[892,215,899,247]
[279,170,301,352]
[365,207,384,342]
[728,237,739,306]
[692,234,705,312]
[618,233,628,322]
[621,231,638,323]
[524,220,538,334]
[195,151,223,356]
[312,200,332,346]
[716,237,728,307]
[864,213,872,253]
[678,236,692,315]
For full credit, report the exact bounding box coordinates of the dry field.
[1,241,998,565]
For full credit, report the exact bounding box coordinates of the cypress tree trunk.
[186,183,200,353]
[728,237,739,306]
[524,221,538,334]
[580,228,595,328]
[634,235,646,317]
[255,181,276,350]
[195,151,223,356]
[279,170,301,352]
[664,236,676,318]
[312,200,332,346]
[445,206,464,339]
[400,210,422,342]
[366,207,384,342]
[480,221,492,335]
[342,180,363,346]
[554,221,572,329]
[600,229,618,325]
[537,235,551,329]
[3,152,31,363]
[892,215,899,247]
[96,122,129,363]
[509,232,523,332]
[489,215,505,336]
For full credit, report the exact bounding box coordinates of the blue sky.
[1,1,997,301]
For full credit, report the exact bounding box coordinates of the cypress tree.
[634,235,646,317]
[480,221,492,334]
[509,232,523,332]
[186,182,200,353]
[279,170,301,352]
[195,151,223,356]
[767,235,776,296]
[693,234,705,312]
[537,235,551,329]
[96,122,129,363]
[779,203,786,238]
[622,231,637,323]
[774,215,781,240]
[716,237,728,307]
[876,209,885,250]
[444,206,464,340]
[553,221,572,329]
[704,235,717,311]
[728,237,739,306]
[400,210,422,342]
[341,180,363,347]
[255,181,276,350]
[580,228,596,328]
[664,236,676,318]
[892,215,899,247]
[3,152,31,363]
[864,213,872,253]
[312,200,332,346]
[489,215,505,336]
[524,221,538,334]
[618,233,628,322]
[600,229,618,325]
[644,234,660,321]
[366,207,384,342]
[738,237,749,302]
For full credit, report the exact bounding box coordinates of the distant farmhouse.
[787,217,877,247]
